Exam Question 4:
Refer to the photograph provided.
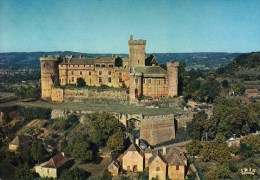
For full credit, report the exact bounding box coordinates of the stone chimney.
[135,138,140,146]
[162,146,166,155]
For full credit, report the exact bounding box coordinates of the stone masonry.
[40,35,179,103]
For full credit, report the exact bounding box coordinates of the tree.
[221,80,229,88]
[187,140,203,156]
[15,164,38,180]
[31,139,45,163]
[59,168,91,180]
[199,79,221,103]
[87,112,124,147]
[64,133,93,163]
[200,141,231,164]
[187,111,210,140]
[107,130,124,151]
[77,78,86,87]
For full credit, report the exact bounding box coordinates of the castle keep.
[40,36,179,102]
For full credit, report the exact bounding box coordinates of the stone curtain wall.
[140,114,175,145]
[51,88,64,102]
[51,87,128,102]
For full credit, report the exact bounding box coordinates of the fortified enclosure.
[40,36,179,102]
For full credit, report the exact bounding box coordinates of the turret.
[40,55,60,101]
[129,72,143,103]
[167,62,179,97]
[128,35,146,69]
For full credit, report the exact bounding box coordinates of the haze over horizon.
[1,0,260,54]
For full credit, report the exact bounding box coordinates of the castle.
[40,35,179,102]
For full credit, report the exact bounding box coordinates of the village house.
[122,143,145,172]
[8,135,32,152]
[148,151,168,180]
[244,88,259,98]
[108,161,120,176]
[149,147,187,180]
[114,142,187,180]
[34,152,74,179]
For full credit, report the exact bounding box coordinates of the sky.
[0,0,260,53]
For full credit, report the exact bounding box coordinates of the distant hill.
[224,52,260,72]
[0,51,242,70]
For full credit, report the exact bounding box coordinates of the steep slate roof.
[245,89,258,93]
[122,143,145,157]
[167,153,186,166]
[9,135,32,146]
[108,161,119,169]
[148,151,167,165]
[161,147,187,165]
[61,57,95,65]
[60,56,120,65]
[42,152,72,169]
[94,57,116,63]
[134,66,167,76]
[144,146,153,154]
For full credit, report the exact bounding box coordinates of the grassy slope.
[0,100,181,116]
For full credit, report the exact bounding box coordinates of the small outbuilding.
[108,161,119,176]
[9,135,32,152]
[34,152,74,179]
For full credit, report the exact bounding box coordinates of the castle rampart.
[40,36,179,102]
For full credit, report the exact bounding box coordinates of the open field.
[0,100,182,115]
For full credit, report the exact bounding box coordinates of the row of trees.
[62,112,125,163]
[187,97,260,140]
[187,134,260,179]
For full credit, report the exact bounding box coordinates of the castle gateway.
[40,35,178,102]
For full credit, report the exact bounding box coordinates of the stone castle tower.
[167,62,179,97]
[128,35,146,69]
[40,55,60,100]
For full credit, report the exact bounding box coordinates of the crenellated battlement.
[167,61,179,67]
[128,39,146,46]
[142,114,174,121]
[40,55,60,61]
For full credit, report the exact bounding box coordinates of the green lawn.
[0,100,181,116]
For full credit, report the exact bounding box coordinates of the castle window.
[156,167,160,171]
[96,64,100,67]
[71,71,74,75]
[80,71,82,75]
[119,72,122,76]
[43,63,45,67]
[108,71,111,75]
[135,79,138,84]
[176,165,179,170]
[89,72,91,75]
[101,64,106,67]
[72,77,74,82]
[109,64,113,68]
[73,65,75,67]
[84,65,86,67]
[99,77,102,83]
[143,79,146,84]
[108,77,112,83]
[119,77,122,82]
[138,60,140,64]
[99,71,102,75]
[148,79,151,84]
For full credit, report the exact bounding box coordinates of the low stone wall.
[51,87,128,102]
[140,114,175,145]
